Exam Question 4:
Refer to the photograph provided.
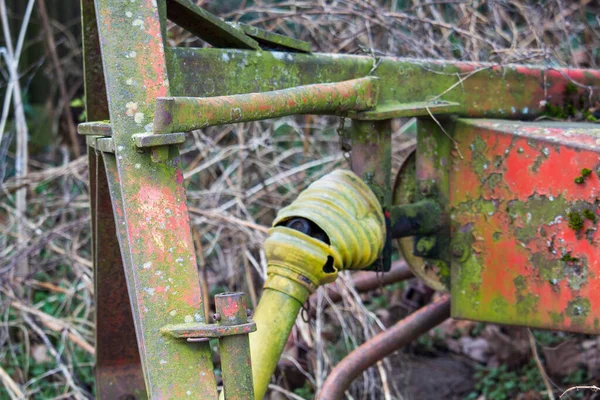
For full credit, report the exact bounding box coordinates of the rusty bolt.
[213,313,221,322]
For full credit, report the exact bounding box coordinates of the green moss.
[561,252,579,262]
[566,297,591,319]
[581,168,592,177]
[582,209,596,221]
[565,82,578,96]
[574,176,585,184]
[513,275,527,291]
[568,211,584,231]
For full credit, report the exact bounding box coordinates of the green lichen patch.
[566,297,591,321]
[582,209,596,222]
[516,293,539,315]
[561,252,579,262]
[506,195,568,243]
[514,275,527,291]
[574,168,593,185]
[581,168,592,177]
[567,211,584,231]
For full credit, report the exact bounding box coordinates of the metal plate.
[450,119,600,334]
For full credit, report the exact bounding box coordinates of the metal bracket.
[161,321,256,342]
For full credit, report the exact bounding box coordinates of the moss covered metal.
[153,77,378,133]
[449,119,600,334]
[166,47,600,118]
[93,0,218,397]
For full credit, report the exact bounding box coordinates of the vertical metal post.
[348,119,393,207]
[349,119,393,271]
[81,0,145,397]
[94,0,217,397]
[216,293,255,400]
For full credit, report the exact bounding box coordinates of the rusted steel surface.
[153,77,378,133]
[94,0,217,397]
[98,153,147,399]
[82,1,145,397]
[81,0,108,122]
[318,296,451,400]
[167,47,600,119]
[450,119,600,334]
[309,261,413,311]
[216,292,255,400]
[166,0,260,50]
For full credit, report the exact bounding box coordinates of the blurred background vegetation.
[1,0,600,399]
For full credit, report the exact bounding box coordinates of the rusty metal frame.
[81,1,600,399]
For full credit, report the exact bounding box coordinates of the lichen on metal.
[153,77,379,133]
[449,119,600,334]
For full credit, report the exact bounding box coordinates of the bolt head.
[213,313,221,322]
[247,309,252,318]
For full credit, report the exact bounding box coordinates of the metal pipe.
[309,260,413,311]
[153,77,378,133]
[318,295,451,400]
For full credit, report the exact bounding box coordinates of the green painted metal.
[153,77,379,133]
[100,153,148,399]
[132,132,186,148]
[93,0,217,397]
[82,1,600,398]
[166,0,260,50]
[346,100,460,120]
[216,292,255,400]
[81,0,146,397]
[235,23,312,53]
[348,120,393,271]
[166,47,600,118]
[78,121,112,136]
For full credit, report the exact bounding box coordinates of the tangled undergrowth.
[1,0,600,399]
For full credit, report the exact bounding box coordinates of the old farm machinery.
[79,0,600,399]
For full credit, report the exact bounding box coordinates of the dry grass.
[1,0,599,399]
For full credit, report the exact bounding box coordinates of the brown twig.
[36,0,80,157]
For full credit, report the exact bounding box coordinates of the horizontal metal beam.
[166,47,600,120]
[153,77,378,133]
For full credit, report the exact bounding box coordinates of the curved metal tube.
[309,261,413,313]
[318,295,451,400]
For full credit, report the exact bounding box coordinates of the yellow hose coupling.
[264,169,385,301]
